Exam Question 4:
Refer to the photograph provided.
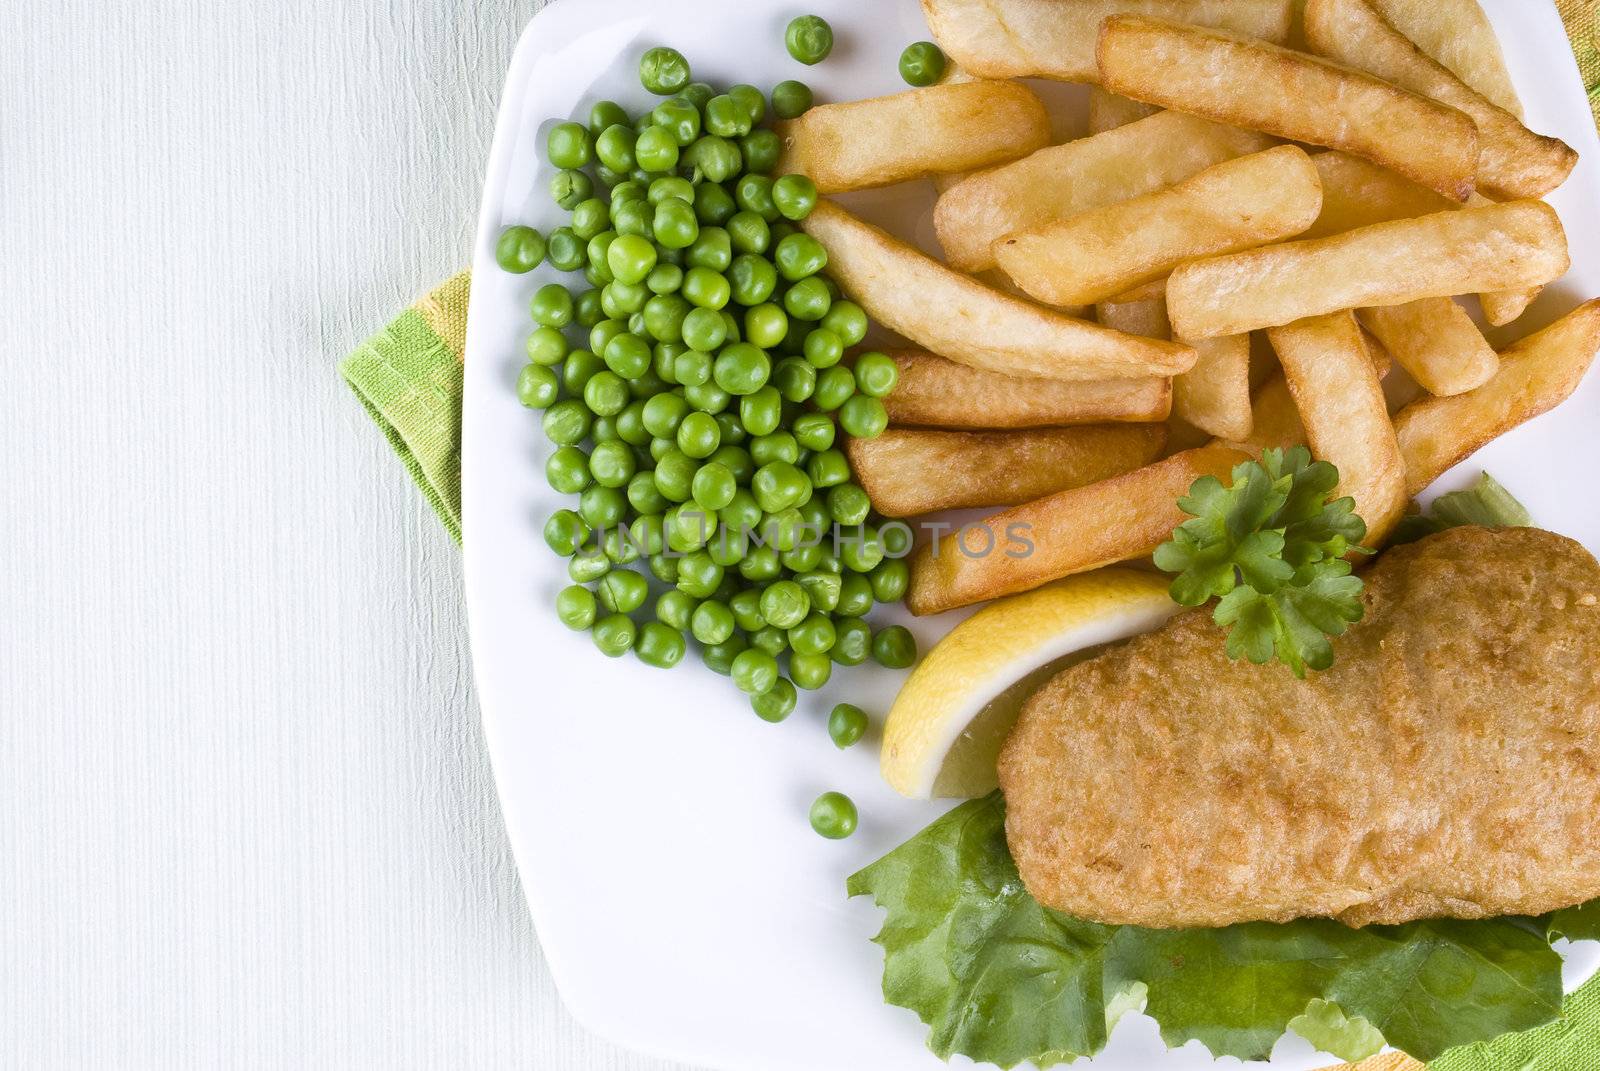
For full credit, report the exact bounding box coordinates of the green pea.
[595,569,648,616]
[569,546,611,584]
[550,586,597,634]
[828,483,872,526]
[649,553,679,583]
[516,365,559,409]
[786,15,835,65]
[751,677,798,723]
[603,282,650,320]
[735,309,781,354]
[731,257,780,307]
[773,358,818,405]
[787,613,836,657]
[654,590,695,632]
[701,633,748,676]
[628,369,667,400]
[635,125,680,172]
[611,179,647,205]
[713,343,771,396]
[579,485,628,529]
[676,550,725,599]
[753,461,810,512]
[647,176,694,205]
[495,225,545,273]
[641,294,690,343]
[871,625,916,669]
[755,580,807,629]
[853,350,900,397]
[740,128,782,175]
[583,370,629,416]
[739,544,782,582]
[683,267,731,310]
[526,284,571,329]
[652,96,702,146]
[774,234,827,281]
[544,509,590,557]
[677,81,713,108]
[726,589,763,632]
[630,621,683,668]
[646,263,684,295]
[640,393,688,439]
[840,525,885,573]
[772,175,818,222]
[871,559,911,603]
[705,94,752,139]
[735,174,778,221]
[543,399,592,445]
[816,300,865,346]
[687,135,742,183]
[694,182,737,225]
[522,325,564,366]
[547,121,593,168]
[586,440,634,488]
[825,618,868,666]
[676,411,722,458]
[568,291,601,330]
[731,648,780,695]
[685,381,731,414]
[588,318,624,355]
[639,46,691,95]
[719,484,762,529]
[590,413,620,444]
[611,199,653,238]
[727,211,771,255]
[691,462,738,512]
[750,624,789,656]
[570,197,609,240]
[750,431,800,467]
[785,414,832,453]
[821,705,866,750]
[899,40,947,86]
[690,599,737,645]
[839,394,888,439]
[786,651,829,690]
[626,473,667,516]
[601,234,654,285]
[771,79,813,120]
[544,445,590,494]
[811,366,855,411]
[596,124,638,172]
[651,197,699,250]
[687,227,733,272]
[674,348,713,386]
[783,276,832,320]
[681,307,728,353]
[544,229,582,273]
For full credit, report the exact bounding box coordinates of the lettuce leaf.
[1392,472,1533,545]
[851,794,1571,1068]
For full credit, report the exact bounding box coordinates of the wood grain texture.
[0,0,688,1067]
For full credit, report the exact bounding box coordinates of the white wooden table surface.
[0,1,692,1067]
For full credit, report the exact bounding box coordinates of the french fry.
[1361,326,1394,379]
[1374,0,1522,115]
[1096,297,1170,340]
[1096,15,1479,201]
[920,0,1292,83]
[1173,334,1253,440]
[935,110,1274,272]
[906,444,1249,615]
[1395,299,1600,495]
[1166,200,1570,339]
[848,425,1168,516]
[1267,312,1408,545]
[1220,373,1306,455]
[1480,286,1542,327]
[882,350,1173,428]
[1304,0,1575,200]
[1303,151,1454,240]
[993,146,1323,307]
[1357,299,1498,397]
[776,80,1049,193]
[802,200,1196,380]
[1087,87,1160,133]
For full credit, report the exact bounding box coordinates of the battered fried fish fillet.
[998,526,1600,928]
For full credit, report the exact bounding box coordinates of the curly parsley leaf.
[1156,447,1368,677]
[851,795,1569,1069]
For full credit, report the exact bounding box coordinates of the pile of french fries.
[777,0,1600,617]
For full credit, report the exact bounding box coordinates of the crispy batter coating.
[999,527,1600,928]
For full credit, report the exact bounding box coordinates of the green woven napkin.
[341,9,1600,1067]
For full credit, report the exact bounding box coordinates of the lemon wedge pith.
[880,569,1181,800]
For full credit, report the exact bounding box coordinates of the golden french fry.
[1173,334,1252,440]
[1303,151,1454,240]
[1267,312,1408,545]
[848,425,1168,516]
[1087,87,1160,133]
[921,0,1292,83]
[776,81,1049,194]
[1096,297,1170,340]
[1480,286,1542,327]
[1219,373,1306,455]
[1374,0,1522,116]
[907,444,1250,615]
[882,350,1173,428]
[1096,15,1479,201]
[1304,0,1574,200]
[993,146,1323,307]
[1361,326,1394,379]
[1167,200,1570,339]
[934,110,1273,272]
[1395,299,1600,495]
[1357,299,1498,397]
[802,200,1196,381]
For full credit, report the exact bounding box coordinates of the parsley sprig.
[1154,447,1368,677]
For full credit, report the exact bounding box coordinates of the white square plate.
[463,3,1600,1068]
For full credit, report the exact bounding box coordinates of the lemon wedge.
[880,568,1182,799]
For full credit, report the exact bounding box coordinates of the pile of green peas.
[501,44,920,747]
